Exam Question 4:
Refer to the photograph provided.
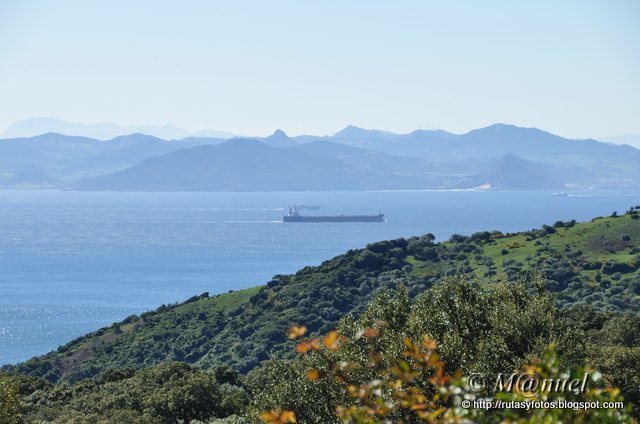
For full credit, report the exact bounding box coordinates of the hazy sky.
[0,0,638,138]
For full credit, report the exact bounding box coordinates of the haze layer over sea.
[1,189,639,364]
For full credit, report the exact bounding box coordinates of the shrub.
[265,312,632,423]
[0,373,22,424]
[449,234,468,243]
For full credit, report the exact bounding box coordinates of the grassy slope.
[482,214,640,266]
[6,209,640,382]
[429,213,640,283]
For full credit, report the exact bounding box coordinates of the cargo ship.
[283,205,384,223]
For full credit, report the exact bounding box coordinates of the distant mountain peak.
[464,153,566,190]
[467,123,529,134]
[486,123,519,129]
[342,124,361,131]
[271,129,287,137]
[335,125,370,135]
[28,132,96,142]
[108,133,167,143]
[462,123,560,144]
[262,129,296,147]
[334,125,396,139]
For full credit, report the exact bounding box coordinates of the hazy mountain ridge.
[600,133,640,149]
[461,154,569,190]
[0,117,236,141]
[75,139,368,191]
[0,132,233,187]
[1,124,638,190]
[329,123,640,164]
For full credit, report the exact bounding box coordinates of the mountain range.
[0,123,639,191]
[0,117,236,141]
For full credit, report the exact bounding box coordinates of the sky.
[0,0,638,138]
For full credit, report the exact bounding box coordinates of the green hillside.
[7,207,639,385]
[3,207,640,423]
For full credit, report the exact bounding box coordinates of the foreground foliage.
[0,372,22,424]
[252,278,638,423]
[13,362,248,423]
[267,321,632,423]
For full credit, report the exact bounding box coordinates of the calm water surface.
[1,189,639,364]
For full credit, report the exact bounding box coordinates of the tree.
[257,277,634,423]
[0,372,22,424]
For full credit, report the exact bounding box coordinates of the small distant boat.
[283,205,384,223]
[552,192,569,197]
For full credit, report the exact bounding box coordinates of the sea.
[1,189,639,365]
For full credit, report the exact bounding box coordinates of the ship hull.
[283,214,384,223]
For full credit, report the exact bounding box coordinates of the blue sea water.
[1,189,639,365]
